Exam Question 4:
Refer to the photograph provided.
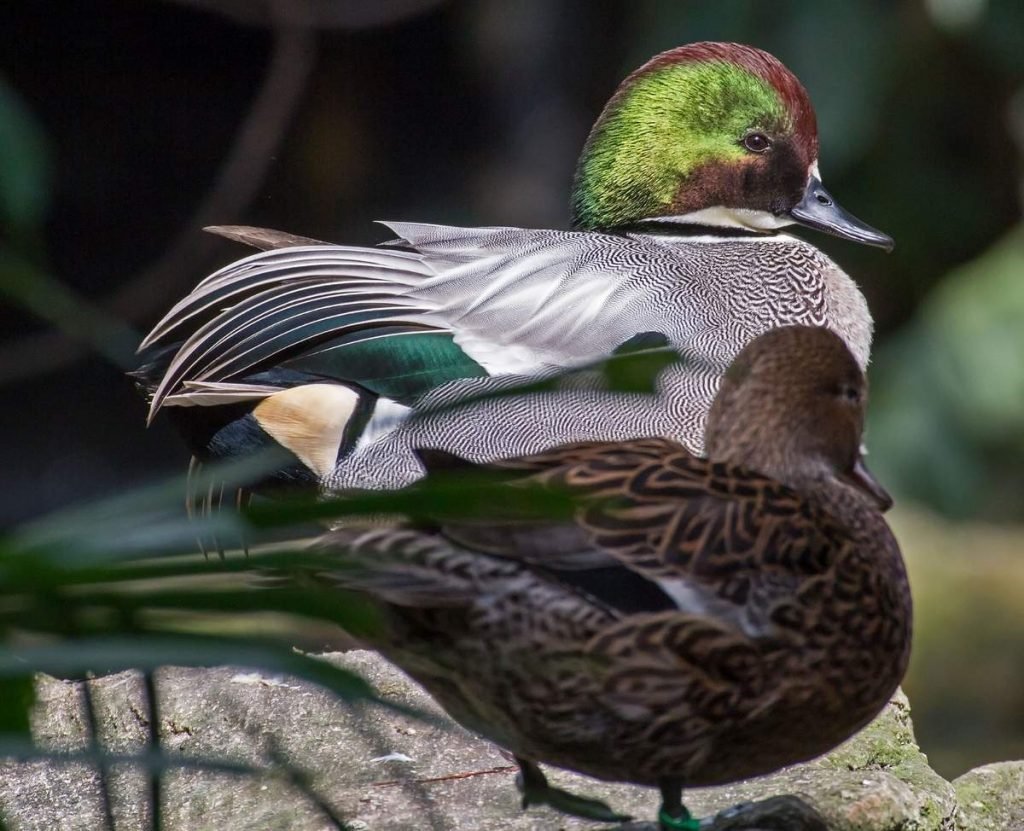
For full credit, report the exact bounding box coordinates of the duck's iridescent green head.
[571,42,892,250]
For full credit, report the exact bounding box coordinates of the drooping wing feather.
[138,245,492,419]
[148,289,431,415]
[140,245,433,350]
[163,381,282,407]
[204,224,330,250]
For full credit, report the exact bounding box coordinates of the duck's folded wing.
[380,222,703,368]
[413,439,673,572]
[424,437,844,634]
[139,245,462,417]
[138,222,709,420]
[307,524,620,642]
[308,527,515,608]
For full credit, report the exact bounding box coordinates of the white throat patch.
[642,206,795,232]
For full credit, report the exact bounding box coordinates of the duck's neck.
[636,206,795,233]
[574,201,797,241]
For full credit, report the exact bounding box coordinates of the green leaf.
[62,582,384,643]
[605,332,677,393]
[0,246,138,368]
[246,475,576,529]
[0,77,51,234]
[0,676,34,734]
[5,449,287,565]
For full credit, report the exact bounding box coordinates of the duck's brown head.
[704,325,892,510]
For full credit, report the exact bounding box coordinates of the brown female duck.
[310,325,912,829]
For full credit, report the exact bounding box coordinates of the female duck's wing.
[420,437,846,635]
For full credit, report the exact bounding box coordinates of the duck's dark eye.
[742,132,772,153]
[837,383,862,404]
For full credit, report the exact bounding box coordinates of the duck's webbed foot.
[657,779,700,830]
[701,795,828,830]
[515,757,632,824]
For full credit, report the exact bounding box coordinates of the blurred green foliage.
[870,227,1024,518]
[0,78,50,240]
[0,76,137,368]
[894,507,1024,775]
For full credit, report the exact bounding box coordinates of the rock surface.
[953,762,1024,831]
[0,650,1013,830]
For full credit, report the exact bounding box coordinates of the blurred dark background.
[0,0,1021,780]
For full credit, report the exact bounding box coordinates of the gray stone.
[0,650,1012,830]
[953,761,1024,831]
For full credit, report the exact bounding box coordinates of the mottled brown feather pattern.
[309,326,911,789]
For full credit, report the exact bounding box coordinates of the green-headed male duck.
[135,42,893,502]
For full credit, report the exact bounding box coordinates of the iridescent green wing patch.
[286,330,488,405]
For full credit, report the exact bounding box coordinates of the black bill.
[789,175,894,252]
